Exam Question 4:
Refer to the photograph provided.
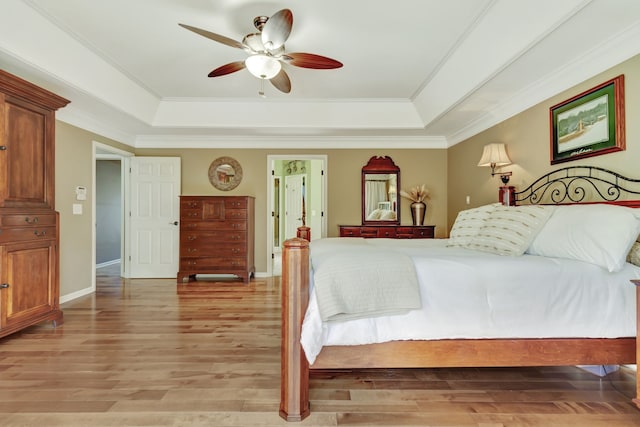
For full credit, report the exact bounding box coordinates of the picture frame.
[549,75,625,165]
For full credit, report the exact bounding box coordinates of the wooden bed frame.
[279,166,640,421]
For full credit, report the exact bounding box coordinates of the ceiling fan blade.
[284,53,343,69]
[270,69,291,93]
[179,23,244,50]
[208,61,246,77]
[261,9,293,50]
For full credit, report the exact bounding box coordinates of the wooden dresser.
[0,70,69,339]
[178,196,255,283]
[339,224,435,239]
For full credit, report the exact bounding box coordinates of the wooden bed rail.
[280,238,310,421]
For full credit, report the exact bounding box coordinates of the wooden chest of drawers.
[339,225,435,239]
[177,196,255,283]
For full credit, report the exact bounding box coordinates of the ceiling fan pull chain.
[259,78,266,98]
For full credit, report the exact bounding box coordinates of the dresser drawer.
[0,226,57,243]
[339,226,361,237]
[181,209,203,220]
[181,220,247,231]
[180,257,247,269]
[1,213,57,227]
[224,198,247,209]
[376,228,397,238]
[224,209,247,220]
[413,226,435,238]
[395,227,416,238]
[181,230,246,243]
[181,242,246,256]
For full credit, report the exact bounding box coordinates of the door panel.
[128,157,181,278]
[284,175,303,240]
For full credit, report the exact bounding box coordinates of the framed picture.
[549,75,625,164]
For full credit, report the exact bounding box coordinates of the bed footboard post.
[633,281,640,410]
[280,238,311,421]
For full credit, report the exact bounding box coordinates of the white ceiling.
[1,0,640,148]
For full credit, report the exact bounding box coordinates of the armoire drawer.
[0,226,57,243]
[1,213,57,227]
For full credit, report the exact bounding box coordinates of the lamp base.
[499,185,516,206]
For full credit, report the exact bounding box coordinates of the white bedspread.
[312,243,421,322]
[301,238,640,365]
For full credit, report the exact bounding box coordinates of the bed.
[279,166,640,421]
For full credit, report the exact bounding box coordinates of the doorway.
[92,142,133,287]
[267,155,327,276]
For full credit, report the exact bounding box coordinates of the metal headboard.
[514,166,640,205]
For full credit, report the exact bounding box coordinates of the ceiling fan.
[179,9,343,95]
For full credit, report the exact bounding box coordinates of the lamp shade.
[477,143,511,167]
[245,54,282,79]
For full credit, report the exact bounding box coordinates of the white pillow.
[366,209,382,220]
[379,209,396,220]
[467,205,555,256]
[527,204,640,272]
[447,203,498,247]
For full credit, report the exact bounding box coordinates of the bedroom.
[2,0,640,425]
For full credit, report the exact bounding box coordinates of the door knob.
[170,221,179,226]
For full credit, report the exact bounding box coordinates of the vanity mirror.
[362,156,400,225]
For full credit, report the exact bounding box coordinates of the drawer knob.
[0,283,9,289]
[25,216,39,224]
[34,230,47,237]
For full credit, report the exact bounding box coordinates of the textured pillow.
[467,205,555,256]
[379,209,396,220]
[447,203,499,247]
[528,204,640,272]
[627,242,640,267]
[366,209,382,220]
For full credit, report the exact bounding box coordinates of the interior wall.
[96,160,121,264]
[55,122,134,297]
[134,148,449,272]
[447,53,640,230]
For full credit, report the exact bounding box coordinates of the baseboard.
[60,286,94,304]
[96,259,121,269]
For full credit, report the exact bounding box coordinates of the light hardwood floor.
[1,269,639,426]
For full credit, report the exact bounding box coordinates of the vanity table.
[339,224,434,239]
[339,156,435,239]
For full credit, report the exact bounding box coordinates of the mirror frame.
[208,156,243,191]
[361,156,400,225]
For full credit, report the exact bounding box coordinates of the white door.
[284,174,304,240]
[127,157,181,278]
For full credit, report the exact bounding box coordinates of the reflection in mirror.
[208,156,243,191]
[361,156,400,225]
[364,174,397,221]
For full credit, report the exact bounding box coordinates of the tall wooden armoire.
[0,70,70,338]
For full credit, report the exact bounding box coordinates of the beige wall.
[448,54,640,229]
[54,52,639,298]
[54,122,448,298]
[135,148,448,272]
[55,122,133,297]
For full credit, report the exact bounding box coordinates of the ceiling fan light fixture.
[242,33,264,53]
[245,54,281,79]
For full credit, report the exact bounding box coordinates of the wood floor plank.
[0,267,638,426]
